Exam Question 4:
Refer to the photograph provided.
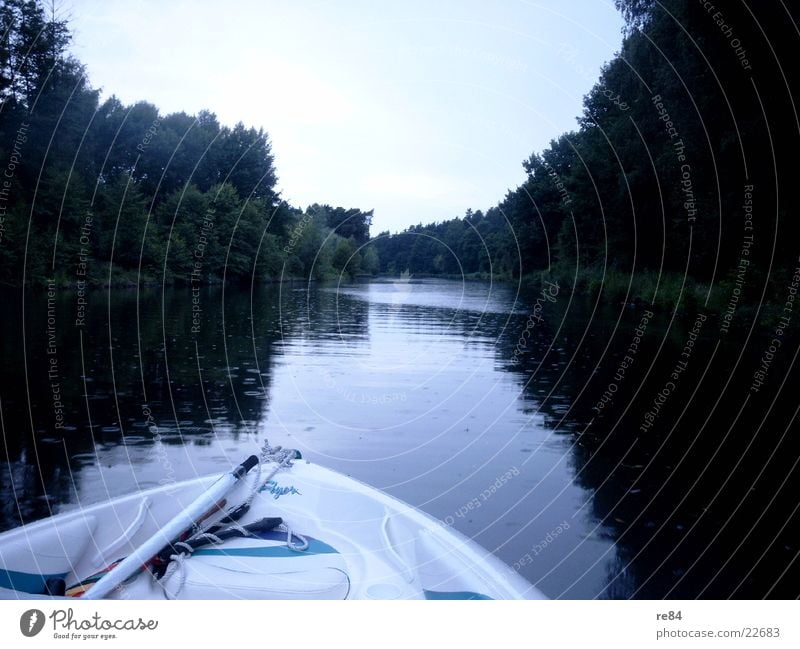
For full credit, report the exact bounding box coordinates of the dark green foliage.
[373,207,516,279]
[315,204,373,245]
[3,0,796,298]
[0,0,373,287]
[377,1,798,309]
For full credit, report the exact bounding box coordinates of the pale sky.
[68,0,624,233]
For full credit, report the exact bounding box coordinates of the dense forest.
[0,0,375,286]
[374,0,799,309]
[1,0,798,311]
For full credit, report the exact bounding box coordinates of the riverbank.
[375,265,791,332]
[12,265,792,333]
[7,269,366,290]
[522,265,794,330]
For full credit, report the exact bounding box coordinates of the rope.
[156,532,230,599]
[155,441,303,598]
[244,440,298,509]
[159,553,187,600]
[280,523,309,552]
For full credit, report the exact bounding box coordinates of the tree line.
[0,0,375,287]
[374,0,798,308]
[2,0,797,307]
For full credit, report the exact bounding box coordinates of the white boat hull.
[0,458,545,600]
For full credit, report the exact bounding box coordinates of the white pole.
[83,456,257,600]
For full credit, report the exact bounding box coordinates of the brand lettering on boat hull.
[259,480,301,499]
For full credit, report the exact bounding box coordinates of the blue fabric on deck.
[0,569,67,594]
[423,589,493,600]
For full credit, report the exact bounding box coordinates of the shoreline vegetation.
[1,0,797,328]
[7,267,770,322]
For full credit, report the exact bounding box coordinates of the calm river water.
[1,279,797,598]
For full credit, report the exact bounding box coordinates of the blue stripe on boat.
[0,569,68,594]
[193,537,338,558]
[423,589,493,600]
